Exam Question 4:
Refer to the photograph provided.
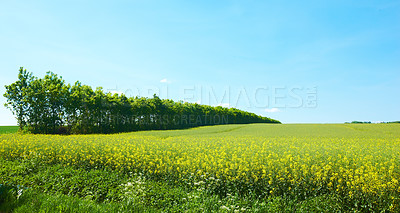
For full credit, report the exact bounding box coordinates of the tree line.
[3,67,280,134]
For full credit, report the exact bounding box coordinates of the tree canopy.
[4,67,280,134]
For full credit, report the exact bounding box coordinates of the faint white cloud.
[265,108,281,113]
[109,90,124,95]
[217,103,230,108]
[160,78,168,83]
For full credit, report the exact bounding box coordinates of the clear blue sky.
[1,0,399,124]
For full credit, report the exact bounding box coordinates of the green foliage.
[0,185,149,213]
[350,121,372,124]
[0,160,351,213]
[3,68,280,134]
[3,67,33,130]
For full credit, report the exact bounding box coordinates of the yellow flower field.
[1,124,399,207]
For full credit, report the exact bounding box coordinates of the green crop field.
[1,124,400,212]
[0,126,18,134]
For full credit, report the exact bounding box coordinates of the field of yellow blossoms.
[1,124,400,211]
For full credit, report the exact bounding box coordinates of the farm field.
[0,126,18,134]
[1,124,400,212]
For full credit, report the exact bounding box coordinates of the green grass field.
[1,124,399,212]
[0,126,18,134]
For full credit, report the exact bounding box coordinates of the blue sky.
[1,0,399,124]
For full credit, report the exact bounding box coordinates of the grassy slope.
[131,123,399,138]
[1,123,396,137]
[0,126,18,134]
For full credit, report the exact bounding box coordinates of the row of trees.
[4,67,280,134]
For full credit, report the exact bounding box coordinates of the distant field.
[1,124,400,212]
[0,126,18,134]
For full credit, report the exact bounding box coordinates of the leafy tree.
[4,68,280,134]
[3,67,33,130]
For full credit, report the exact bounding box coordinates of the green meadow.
[0,126,18,134]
